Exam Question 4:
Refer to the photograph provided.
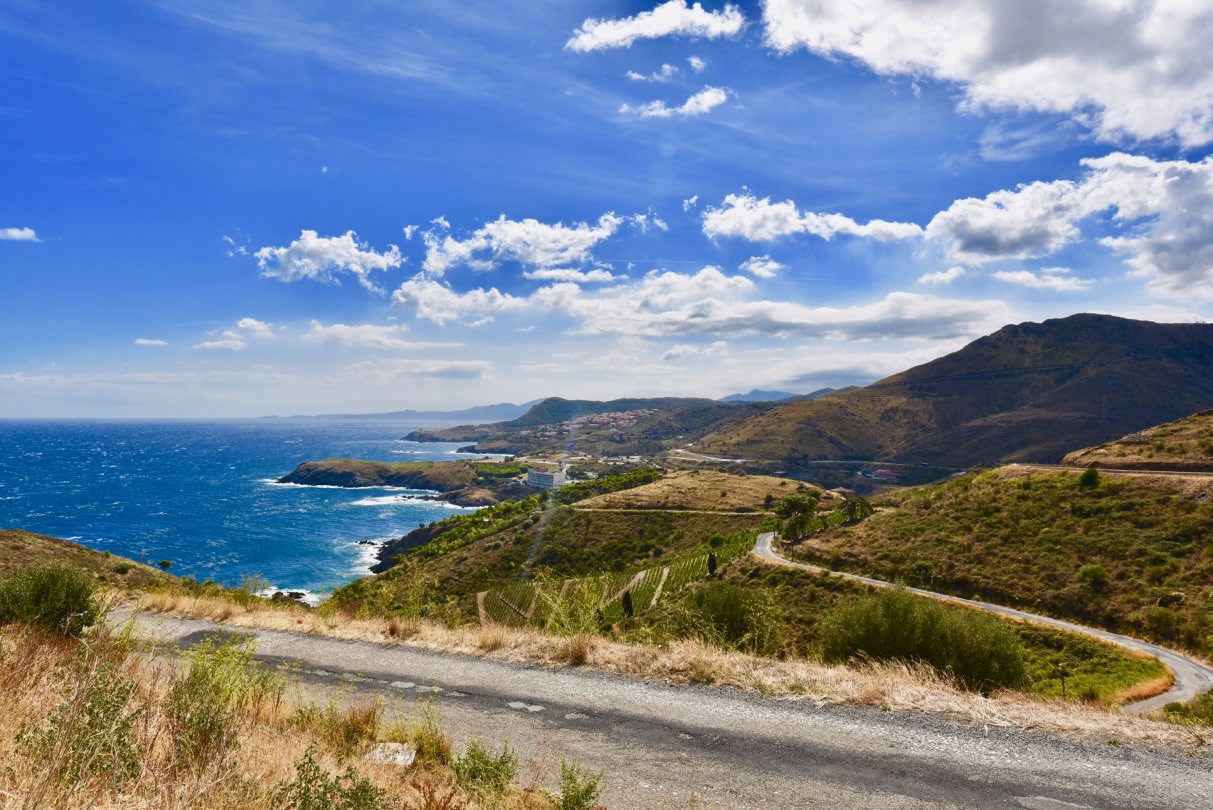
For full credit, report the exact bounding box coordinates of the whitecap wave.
[255,586,323,607]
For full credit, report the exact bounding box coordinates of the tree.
[774,493,820,540]
[621,590,634,618]
[842,494,874,523]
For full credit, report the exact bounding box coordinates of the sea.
[0,419,486,604]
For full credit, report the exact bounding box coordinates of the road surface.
[753,533,1213,713]
[121,609,1212,809]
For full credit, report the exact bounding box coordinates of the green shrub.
[294,699,382,758]
[1078,467,1101,488]
[1076,563,1109,591]
[550,757,604,810]
[166,634,285,768]
[452,739,517,801]
[407,699,452,765]
[272,744,386,810]
[18,647,143,788]
[0,565,98,636]
[820,587,1026,693]
[660,582,781,656]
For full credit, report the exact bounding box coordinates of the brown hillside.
[1063,409,1213,471]
[698,314,1213,467]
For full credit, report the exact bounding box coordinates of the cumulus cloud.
[567,1,745,52]
[917,266,967,285]
[522,268,620,283]
[992,267,1092,292]
[925,152,1213,299]
[133,338,168,347]
[688,55,707,73]
[739,255,783,278]
[193,317,275,351]
[302,321,456,350]
[255,230,402,292]
[703,193,922,242]
[761,0,1213,146]
[422,213,626,276]
[221,234,248,256]
[397,263,1008,342]
[1,226,38,241]
[393,277,528,326]
[682,195,699,211]
[621,86,729,118]
[628,63,681,82]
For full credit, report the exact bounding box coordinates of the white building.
[527,467,567,489]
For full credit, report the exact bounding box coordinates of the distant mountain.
[405,396,775,455]
[697,314,1213,468]
[721,389,800,402]
[263,400,544,423]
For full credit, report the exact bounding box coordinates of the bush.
[820,587,1026,693]
[18,645,143,788]
[664,582,781,656]
[1076,563,1110,591]
[0,565,98,637]
[272,744,386,810]
[167,634,285,768]
[452,739,517,801]
[550,757,604,810]
[1078,467,1101,488]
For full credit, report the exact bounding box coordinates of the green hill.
[788,465,1213,655]
[697,314,1213,468]
[1064,409,1213,471]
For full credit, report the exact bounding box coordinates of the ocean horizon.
[0,419,489,602]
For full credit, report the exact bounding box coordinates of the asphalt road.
[754,533,1213,713]
[122,609,1212,809]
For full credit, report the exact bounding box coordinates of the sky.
[3,0,1213,418]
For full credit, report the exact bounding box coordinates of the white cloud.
[192,317,275,351]
[255,230,402,292]
[621,86,729,118]
[302,321,455,350]
[925,152,1213,299]
[661,340,727,361]
[626,70,646,81]
[398,263,1008,342]
[992,267,1093,291]
[422,213,628,276]
[739,255,783,278]
[133,338,168,347]
[393,277,528,326]
[682,195,699,211]
[917,266,967,285]
[221,234,248,257]
[1,226,38,241]
[761,0,1213,146]
[402,225,418,240]
[703,193,922,241]
[567,1,745,53]
[343,358,491,380]
[522,268,620,284]
[688,55,707,73]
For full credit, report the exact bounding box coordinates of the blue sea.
[0,420,485,602]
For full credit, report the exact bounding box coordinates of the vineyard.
[478,531,755,628]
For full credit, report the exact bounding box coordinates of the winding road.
[753,532,1213,713]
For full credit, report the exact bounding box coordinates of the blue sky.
[3,0,1213,417]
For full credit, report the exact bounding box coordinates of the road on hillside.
[124,610,1210,810]
[754,533,1213,713]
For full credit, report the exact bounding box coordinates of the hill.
[1064,410,1213,471]
[0,528,169,589]
[696,314,1213,468]
[277,458,534,505]
[404,396,776,456]
[789,465,1213,655]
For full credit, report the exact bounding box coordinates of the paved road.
[120,609,1212,809]
[754,533,1213,713]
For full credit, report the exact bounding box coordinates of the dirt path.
[120,609,1211,809]
[753,533,1213,713]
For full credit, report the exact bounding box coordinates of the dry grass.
[574,470,834,513]
[0,622,565,809]
[133,592,1209,754]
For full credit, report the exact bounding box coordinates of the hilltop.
[1064,410,1213,471]
[696,314,1213,469]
